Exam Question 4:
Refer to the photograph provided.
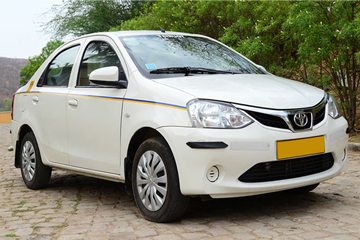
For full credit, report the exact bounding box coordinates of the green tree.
[220,1,298,78]
[43,0,147,39]
[283,1,360,132]
[1,98,12,111]
[116,1,239,39]
[20,40,64,86]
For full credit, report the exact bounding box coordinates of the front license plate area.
[277,136,325,160]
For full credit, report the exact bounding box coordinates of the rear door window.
[41,45,80,86]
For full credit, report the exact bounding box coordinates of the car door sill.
[49,164,123,183]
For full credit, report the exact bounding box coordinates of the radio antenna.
[143,13,166,33]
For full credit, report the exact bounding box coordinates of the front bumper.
[158,116,348,198]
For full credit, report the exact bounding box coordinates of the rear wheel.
[132,137,189,222]
[20,132,52,189]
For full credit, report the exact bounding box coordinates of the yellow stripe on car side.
[15,91,187,111]
[26,81,34,92]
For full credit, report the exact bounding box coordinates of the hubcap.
[136,150,167,211]
[21,141,36,181]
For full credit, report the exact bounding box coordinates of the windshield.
[119,35,263,79]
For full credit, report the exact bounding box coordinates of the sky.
[0,0,64,59]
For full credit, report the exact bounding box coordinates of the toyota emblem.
[294,112,308,127]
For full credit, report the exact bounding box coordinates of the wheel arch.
[124,127,170,194]
[14,124,34,168]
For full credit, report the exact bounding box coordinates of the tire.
[285,183,319,194]
[132,137,189,222]
[20,132,52,190]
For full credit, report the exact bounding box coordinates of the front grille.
[314,105,326,125]
[243,103,327,132]
[245,111,288,129]
[238,153,334,183]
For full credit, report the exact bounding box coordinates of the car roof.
[58,31,214,51]
[72,30,205,41]
[112,30,199,37]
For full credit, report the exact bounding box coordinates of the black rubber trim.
[186,141,228,149]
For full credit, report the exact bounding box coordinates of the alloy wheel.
[136,150,168,211]
[21,140,36,182]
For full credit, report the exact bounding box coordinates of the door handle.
[32,96,39,103]
[68,99,78,107]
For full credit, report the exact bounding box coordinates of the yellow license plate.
[277,136,325,160]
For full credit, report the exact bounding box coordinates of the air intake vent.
[238,153,334,183]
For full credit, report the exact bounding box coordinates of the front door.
[67,38,127,174]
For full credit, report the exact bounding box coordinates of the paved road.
[1,123,360,240]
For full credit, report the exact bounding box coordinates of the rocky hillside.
[0,57,28,108]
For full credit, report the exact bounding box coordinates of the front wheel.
[20,132,52,190]
[132,137,189,222]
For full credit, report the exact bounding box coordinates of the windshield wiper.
[150,67,242,76]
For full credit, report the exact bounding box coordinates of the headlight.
[187,99,253,128]
[328,94,342,119]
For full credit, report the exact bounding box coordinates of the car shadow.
[47,170,346,223]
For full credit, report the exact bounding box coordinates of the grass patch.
[54,199,62,209]
[16,201,26,206]
[349,133,360,143]
[5,234,16,237]
[55,222,68,228]
[13,209,28,213]
[72,194,82,213]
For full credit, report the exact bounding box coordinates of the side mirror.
[89,66,127,88]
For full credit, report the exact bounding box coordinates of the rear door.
[29,43,82,165]
[67,36,127,174]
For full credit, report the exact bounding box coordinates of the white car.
[11,31,348,222]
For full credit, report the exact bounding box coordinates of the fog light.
[207,166,219,182]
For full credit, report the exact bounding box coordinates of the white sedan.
[11,31,348,222]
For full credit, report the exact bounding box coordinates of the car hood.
[154,74,325,109]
